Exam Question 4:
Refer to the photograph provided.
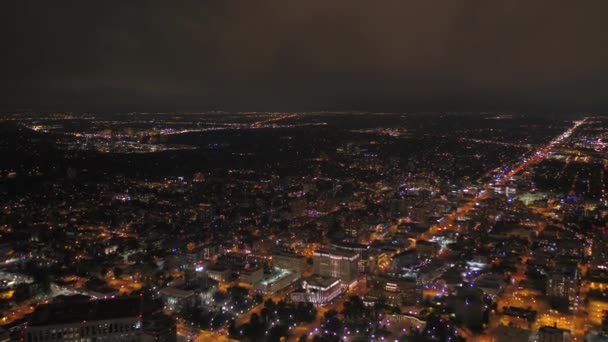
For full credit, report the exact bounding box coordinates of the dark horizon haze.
[2,1,608,113]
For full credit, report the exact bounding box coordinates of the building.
[272,251,307,274]
[591,237,608,270]
[313,248,360,287]
[588,270,608,291]
[239,266,263,287]
[417,260,449,284]
[330,241,369,255]
[206,264,231,282]
[24,297,142,342]
[0,327,9,342]
[291,275,343,306]
[367,275,422,307]
[585,331,608,342]
[200,243,223,261]
[415,240,439,258]
[222,252,249,267]
[389,249,431,279]
[493,325,531,342]
[587,293,608,326]
[446,287,485,330]
[538,325,571,342]
[474,273,505,299]
[159,287,197,311]
[198,277,219,305]
[141,313,176,342]
[502,306,537,322]
[546,266,579,309]
[466,256,489,272]
[331,241,373,273]
[253,267,300,294]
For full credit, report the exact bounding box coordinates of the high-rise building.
[591,237,608,270]
[313,248,360,287]
[24,297,142,342]
[546,266,579,308]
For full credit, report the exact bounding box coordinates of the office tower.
[313,248,360,287]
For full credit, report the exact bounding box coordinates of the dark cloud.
[1,0,608,111]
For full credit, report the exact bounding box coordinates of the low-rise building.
[538,325,571,342]
[415,240,439,258]
[367,275,422,307]
[587,292,608,326]
[588,270,608,291]
[239,266,263,287]
[159,287,196,311]
[253,267,300,294]
[474,273,505,298]
[272,251,307,274]
[446,287,486,330]
[206,265,231,282]
[493,325,531,342]
[291,275,343,306]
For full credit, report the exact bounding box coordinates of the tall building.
[24,297,142,342]
[313,248,360,287]
[546,266,579,309]
[591,237,608,270]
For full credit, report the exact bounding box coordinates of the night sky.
[2,1,608,112]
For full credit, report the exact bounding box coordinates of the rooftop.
[28,297,141,327]
[273,250,306,259]
[259,267,296,286]
[314,247,359,258]
[159,286,196,297]
[304,275,341,289]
